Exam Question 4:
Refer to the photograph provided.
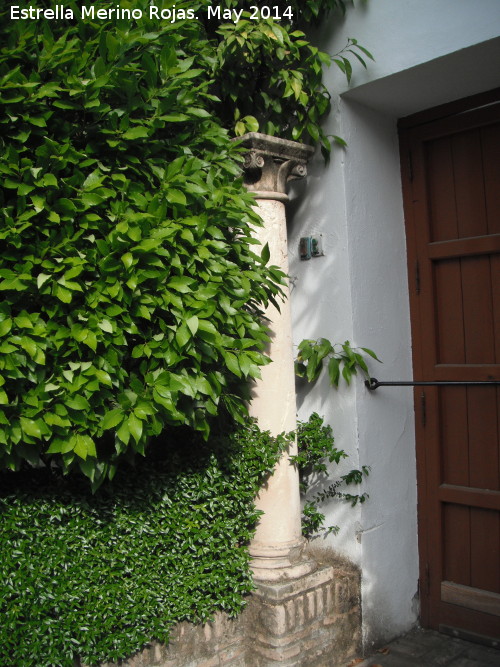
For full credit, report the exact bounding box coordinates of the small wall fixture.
[299,236,323,260]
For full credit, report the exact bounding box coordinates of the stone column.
[240,133,315,581]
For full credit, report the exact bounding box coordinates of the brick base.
[247,563,360,666]
[88,553,360,667]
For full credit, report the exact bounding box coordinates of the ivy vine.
[295,413,370,538]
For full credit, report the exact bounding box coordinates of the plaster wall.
[288,0,500,649]
[316,0,500,98]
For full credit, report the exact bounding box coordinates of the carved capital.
[239,133,314,201]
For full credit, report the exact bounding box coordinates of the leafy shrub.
[294,344,378,536]
[0,421,287,667]
[208,1,373,153]
[0,1,286,486]
[295,338,380,385]
[294,412,370,538]
[0,1,372,484]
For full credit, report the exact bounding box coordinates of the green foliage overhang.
[0,1,291,486]
[0,0,372,486]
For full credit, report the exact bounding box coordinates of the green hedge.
[0,421,287,667]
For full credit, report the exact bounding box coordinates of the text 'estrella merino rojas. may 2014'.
[9,4,295,23]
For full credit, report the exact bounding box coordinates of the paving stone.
[459,645,500,665]
[448,656,500,667]
[353,628,500,667]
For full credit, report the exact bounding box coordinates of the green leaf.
[55,285,72,303]
[342,365,352,384]
[186,315,199,335]
[121,252,134,268]
[57,198,76,214]
[27,116,46,127]
[128,412,143,443]
[116,419,130,445]
[31,195,45,211]
[167,276,193,293]
[101,408,123,430]
[175,324,190,349]
[66,395,91,411]
[332,135,347,147]
[18,183,34,196]
[14,315,33,329]
[81,192,104,208]
[122,126,149,140]
[0,318,12,336]
[73,434,89,460]
[42,173,58,187]
[166,189,186,205]
[306,352,321,382]
[98,319,113,333]
[234,121,245,136]
[95,369,112,386]
[242,115,259,132]
[82,169,104,190]
[360,347,381,361]
[328,357,340,387]
[224,352,241,377]
[37,273,51,289]
[260,243,270,264]
[20,417,42,439]
[20,336,37,359]
[83,331,97,352]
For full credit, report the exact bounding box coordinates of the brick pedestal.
[247,565,361,666]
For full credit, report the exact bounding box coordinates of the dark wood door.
[400,94,500,642]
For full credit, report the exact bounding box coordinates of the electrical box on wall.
[299,236,323,260]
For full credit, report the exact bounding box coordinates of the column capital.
[239,133,314,202]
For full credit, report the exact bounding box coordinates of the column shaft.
[240,133,314,581]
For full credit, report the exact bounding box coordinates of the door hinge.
[421,391,426,427]
[419,563,431,597]
[415,260,421,295]
[424,562,431,595]
[408,151,414,182]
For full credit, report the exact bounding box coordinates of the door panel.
[400,95,500,641]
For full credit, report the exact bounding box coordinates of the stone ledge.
[253,564,335,601]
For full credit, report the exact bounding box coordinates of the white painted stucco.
[288,0,500,649]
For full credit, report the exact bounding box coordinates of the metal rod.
[365,378,500,391]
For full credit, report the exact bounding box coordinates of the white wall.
[317,0,500,96]
[288,0,500,649]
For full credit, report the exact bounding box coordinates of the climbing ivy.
[294,340,379,536]
[0,421,287,667]
[295,412,370,538]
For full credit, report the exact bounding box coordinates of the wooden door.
[399,92,500,642]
